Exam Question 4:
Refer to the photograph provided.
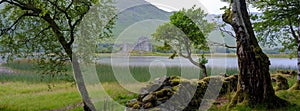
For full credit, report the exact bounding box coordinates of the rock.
[133,104,140,109]
[126,75,238,110]
[274,75,289,91]
[276,70,297,76]
[144,102,153,108]
[142,93,157,103]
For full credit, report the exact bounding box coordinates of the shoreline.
[95,53,294,58]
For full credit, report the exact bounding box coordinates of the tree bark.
[44,14,96,111]
[71,55,96,111]
[179,52,208,78]
[222,0,289,108]
[200,64,208,77]
[298,20,300,84]
[289,19,300,90]
[186,55,208,78]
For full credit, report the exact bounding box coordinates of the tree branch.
[209,41,237,48]
[68,3,91,45]
[4,0,40,11]
[288,18,298,42]
[46,0,73,29]
[178,52,188,58]
[42,13,72,58]
[218,25,236,38]
[298,19,300,37]
[1,12,38,36]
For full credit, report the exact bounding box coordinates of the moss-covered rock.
[276,70,297,76]
[126,75,238,110]
[274,75,289,91]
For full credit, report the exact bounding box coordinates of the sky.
[144,0,258,14]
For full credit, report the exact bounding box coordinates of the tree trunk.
[290,19,300,90]
[200,64,208,78]
[71,55,96,111]
[222,0,289,108]
[186,56,208,78]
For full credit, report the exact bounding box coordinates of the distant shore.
[95,53,293,58]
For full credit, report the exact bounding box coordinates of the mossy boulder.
[126,75,238,110]
[274,75,289,91]
[276,70,297,76]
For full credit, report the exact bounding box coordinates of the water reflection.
[98,56,297,69]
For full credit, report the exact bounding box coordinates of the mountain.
[112,1,236,47]
[113,0,173,40]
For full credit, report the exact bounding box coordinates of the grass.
[0,81,137,110]
[0,82,82,111]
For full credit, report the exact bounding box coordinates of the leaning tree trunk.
[200,65,208,77]
[186,56,208,78]
[64,47,96,111]
[71,55,96,111]
[222,0,289,108]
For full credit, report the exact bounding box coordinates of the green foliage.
[0,0,116,74]
[252,0,300,57]
[198,54,208,65]
[152,6,215,71]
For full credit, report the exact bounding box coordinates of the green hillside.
[115,20,167,44]
[113,2,172,38]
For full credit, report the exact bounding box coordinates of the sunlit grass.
[0,82,81,111]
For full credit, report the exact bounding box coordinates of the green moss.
[144,102,152,109]
[172,85,179,91]
[275,75,289,91]
[170,78,180,86]
[222,8,233,24]
[127,101,139,107]
[132,104,140,109]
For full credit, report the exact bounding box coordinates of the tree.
[0,0,116,110]
[252,0,300,90]
[221,0,289,108]
[152,6,215,77]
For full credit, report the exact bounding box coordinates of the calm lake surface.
[98,56,297,69]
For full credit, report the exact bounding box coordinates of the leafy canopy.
[0,0,116,74]
[152,6,215,64]
[252,0,300,57]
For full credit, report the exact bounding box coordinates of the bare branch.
[209,41,237,48]
[218,25,236,38]
[178,52,188,58]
